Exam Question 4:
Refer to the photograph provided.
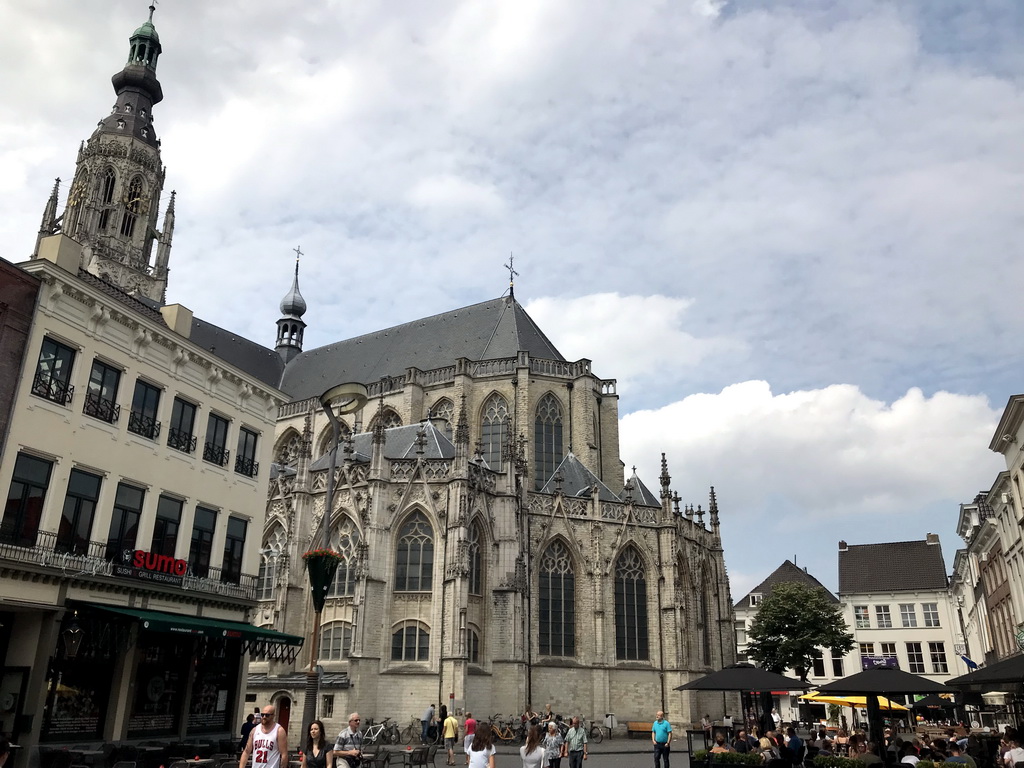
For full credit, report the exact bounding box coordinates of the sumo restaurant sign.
[114,549,189,586]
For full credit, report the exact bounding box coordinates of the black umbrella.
[946,654,1024,692]
[910,693,955,709]
[675,662,811,692]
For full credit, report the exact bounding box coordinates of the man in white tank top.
[240,705,289,768]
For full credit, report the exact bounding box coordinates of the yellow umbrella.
[800,692,908,711]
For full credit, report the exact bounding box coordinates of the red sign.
[132,549,188,576]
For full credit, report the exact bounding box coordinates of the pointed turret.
[32,179,61,258]
[276,249,307,364]
[709,486,720,529]
[659,453,671,499]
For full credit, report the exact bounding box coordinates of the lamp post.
[301,382,367,743]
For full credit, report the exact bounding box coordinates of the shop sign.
[113,549,189,586]
[860,655,899,670]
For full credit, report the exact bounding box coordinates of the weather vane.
[504,252,519,298]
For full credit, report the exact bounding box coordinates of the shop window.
[31,337,76,405]
[221,517,247,584]
[151,495,182,557]
[480,393,508,470]
[204,413,230,467]
[614,546,649,661]
[1,453,54,547]
[394,511,433,592]
[235,427,259,478]
[168,397,198,453]
[391,622,429,662]
[534,393,563,489]
[56,469,102,555]
[188,506,217,578]
[539,540,575,657]
[106,482,145,562]
[128,379,161,439]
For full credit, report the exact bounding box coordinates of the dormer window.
[141,129,148,138]
[749,593,762,607]
[140,108,147,118]
[124,104,132,113]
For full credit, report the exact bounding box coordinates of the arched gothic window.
[98,167,116,230]
[614,547,649,660]
[316,421,351,459]
[468,522,483,596]
[701,573,713,665]
[274,430,302,467]
[328,516,361,598]
[534,394,563,489]
[369,407,402,431]
[391,621,429,662]
[120,176,144,237]
[480,393,509,470]
[257,525,287,601]
[320,622,352,660]
[428,398,454,441]
[467,626,481,664]
[539,540,575,657]
[394,511,433,592]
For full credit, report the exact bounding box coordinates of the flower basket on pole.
[303,549,342,613]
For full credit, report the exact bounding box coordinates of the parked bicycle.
[579,716,607,743]
[399,716,420,745]
[491,715,526,744]
[361,717,400,745]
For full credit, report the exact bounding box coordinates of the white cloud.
[407,174,505,217]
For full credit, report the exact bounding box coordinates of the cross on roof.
[504,253,519,298]
[293,245,303,262]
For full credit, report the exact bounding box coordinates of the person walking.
[468,723,497,768]
[240,714,257,752]
[422,703,436,745]
[521,726,546,768]
[652,711,672,768]
[240,705,288,768]
[465,712,477,738]
[543,722,566,768]
[443,709,460,765]
[564,717,588,768]
[333,713,365,768]
[301,720,333,768]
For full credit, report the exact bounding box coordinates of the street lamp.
[302,382,367,742]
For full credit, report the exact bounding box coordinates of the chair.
[402,747,428,768]
[363,751,390,768]
[220,761,238,768]
[425,745,438,767]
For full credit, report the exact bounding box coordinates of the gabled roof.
[280,296,566,401]
[539,452,620,502]
[838,538,948,594]
[734,560,837,610]
[308,421,455,470]
[189,316,286,390]
[621,469,660,508]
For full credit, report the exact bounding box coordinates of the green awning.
[88,604,304,647]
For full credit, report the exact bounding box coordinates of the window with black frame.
[128,379,161,439]
[84,359,121,423]
[204,413,230,466]
[151,495,182,557]
[234,427,259,478]
[1,453,53,546]
[221,517,247,584]
[167,397,197,453]
[56,469,102,556]
[32,337,76,405]
[105,483,145,562]
[188,506,217,578]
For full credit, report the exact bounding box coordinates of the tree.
[746,581,854,681]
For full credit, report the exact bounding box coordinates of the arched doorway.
[277,696,291,732]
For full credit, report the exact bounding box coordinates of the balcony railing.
[31,371,74,406]
[0,529,258,600]
[127,410,161,440]
[83,392,121,424]
[235,455,259,478]
[203,442,230,467]
[167,427,197,454]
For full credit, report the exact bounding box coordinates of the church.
[21,6,735,740]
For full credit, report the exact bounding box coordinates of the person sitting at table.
[303,720,333,768]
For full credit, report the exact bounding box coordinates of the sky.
[1,0,1022,598]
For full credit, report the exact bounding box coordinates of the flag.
[960,655,979,670]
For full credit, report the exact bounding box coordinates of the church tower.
[275,254,307,363]
[34,5,175,303]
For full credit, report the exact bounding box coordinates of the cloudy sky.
[1,1,1021,597]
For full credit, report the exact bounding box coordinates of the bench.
[627,722,653,738]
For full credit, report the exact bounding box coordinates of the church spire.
[275,247,307,364]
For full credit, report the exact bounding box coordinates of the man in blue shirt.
[652,711,672,768]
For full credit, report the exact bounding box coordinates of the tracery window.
[97,167,116,230]
[480,393,509,470]
[394,511,433,591]
[468,626,481,664]
[428,398,454,441]
[316,421,351,459]
[391,621,429,662]
[534,394,563,489]
[257,525,287,601]
[614,547,649,660]
[320,622,352,660]
[700,577,713,665]
[369,407,402,431]
[539,540,575,657]
[274,430,303,467]
[468,522,483,596]
[328,516,361,598]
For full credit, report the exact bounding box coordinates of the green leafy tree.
[746,581,854,681]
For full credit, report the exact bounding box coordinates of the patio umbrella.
[910,694,955,709]
[800,693,908,711]
[675,662,811,692]
[946,654,1024,692]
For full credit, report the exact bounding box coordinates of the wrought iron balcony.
[31,371,74,406]
[127,410,161,440]
[203,442,230,467]
[167,427,197,454]
[83,391,121,424]
[234,455,259,478]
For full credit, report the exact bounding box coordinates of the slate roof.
[838,539,948,594]
[539,452,621,502]
[308,421,456,470]
[621,469,660,508]
[279,296,566,401]
[735,559,837,609]
[189,316,285,390]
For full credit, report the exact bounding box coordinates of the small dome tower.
[276,249,307,364]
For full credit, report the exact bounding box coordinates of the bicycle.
[361,717,399,745]
[580,716,606,743]
[491,716,524,744]
[400,716,420,745]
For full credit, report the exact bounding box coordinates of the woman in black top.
[240,714,257,752]
[303,720,333,768]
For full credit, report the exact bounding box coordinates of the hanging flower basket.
[303,549,342,613]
